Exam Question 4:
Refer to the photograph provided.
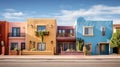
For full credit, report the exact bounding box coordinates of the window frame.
[83,26,94,36]
[37,25,46,31]
[84,43,92,52]
[10,42,18,50]
[12,27,20,37]
[37,42,46,51]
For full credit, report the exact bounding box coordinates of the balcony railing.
[57,33,75,37]
[9,33,25,37]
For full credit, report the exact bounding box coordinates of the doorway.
[99,43,109,55]
[21,43,25,50]
[57,42,76,54]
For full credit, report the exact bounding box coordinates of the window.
[10,43,18,50]
[58,30,62,34]
[62,30,65,34]
[37,26,46,31]
[70,29,73,34]
[21,42,25,50]
[64,43,68,51]
[12,27,20,37]
[69,43,75,50]
[84,26,93,36]
[84,43,92,52]
[101,26,106,36]
[37,42,46,51]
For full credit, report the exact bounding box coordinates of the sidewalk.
[0,55,120,60]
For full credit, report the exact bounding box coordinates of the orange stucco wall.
[25,18,57,55]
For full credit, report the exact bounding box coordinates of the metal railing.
[9,33,25,37]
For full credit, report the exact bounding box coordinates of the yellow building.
[22,18,57,55]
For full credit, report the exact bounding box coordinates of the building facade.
[9,22,26,55]
[0,21,9,55]
[76,17,113,55]
[0,17,117,55]
[56,26,76,55]
[22,18,57,55]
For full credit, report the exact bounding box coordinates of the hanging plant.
[35,30,49,42]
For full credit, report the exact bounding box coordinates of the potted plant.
[14,48,20,55]
[31,48,36,51]
[35,30,49,42]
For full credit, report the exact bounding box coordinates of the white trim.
[83,26,94,36]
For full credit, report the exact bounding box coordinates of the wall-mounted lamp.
[29,40,32,44]
[50,24,53,28]
[1,41,4,47]
[51,41,53,44]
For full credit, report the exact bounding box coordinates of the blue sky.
[0,0,120,25]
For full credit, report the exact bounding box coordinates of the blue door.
[100,44,109,55]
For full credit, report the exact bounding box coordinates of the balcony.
[57,33,75,37]
[9,33,25,38]
[57,33,76,42]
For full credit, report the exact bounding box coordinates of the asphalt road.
[0,59,120,67]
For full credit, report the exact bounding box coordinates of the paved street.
[0,59,120,67]
[0,55,120,67]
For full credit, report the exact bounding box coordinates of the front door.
[100,44,109,55]
[21,43,25,50]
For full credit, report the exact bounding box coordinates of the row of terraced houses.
[0,17,120,55]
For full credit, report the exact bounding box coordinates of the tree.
[110,30,120,48]
[35,31,49,42]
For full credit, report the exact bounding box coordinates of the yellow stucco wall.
[25,18,56,55]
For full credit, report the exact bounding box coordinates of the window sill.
[83,34,94,36]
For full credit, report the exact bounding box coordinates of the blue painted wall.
[76,17,113,55]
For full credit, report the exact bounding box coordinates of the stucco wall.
[26,18,56,55]
[9,22,26,51]
[9,22,26,33]
[76,17,113,55]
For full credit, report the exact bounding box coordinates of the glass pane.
[64,43,68,51]
[85,28,88,34]
[38,43,42,51]
[88,27,93,35]
[37,26,46,31]
[11,43,18,50]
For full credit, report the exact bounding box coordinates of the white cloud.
[2,9,25,19]
[55,5,120,25]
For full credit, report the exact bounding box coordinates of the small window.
[84,26,93,36]
[37,42,46,51]
[58,30,62,34]
[84,43,92,52]
[70,29,73,34]
[101,27,105,36]
[37,26,46,31]
[62,30,65,34]
[10,43,18,50]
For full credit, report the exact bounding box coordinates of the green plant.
[14,47,19,51]
[110,30,120,48]
[31,48,36,51]
[35,31,49,42]
[76,38,84,51]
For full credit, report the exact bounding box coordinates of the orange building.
[0,21,9,55]
[22,18,57,55]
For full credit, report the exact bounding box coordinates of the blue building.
[76,17,113,55]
